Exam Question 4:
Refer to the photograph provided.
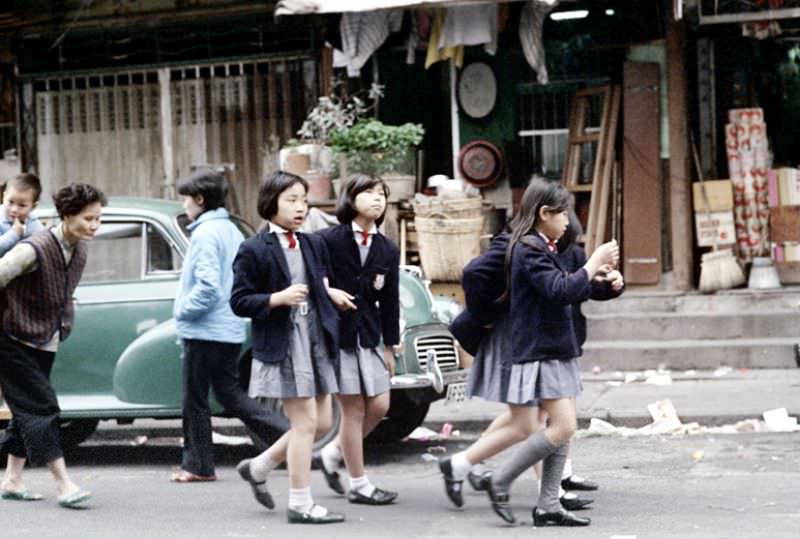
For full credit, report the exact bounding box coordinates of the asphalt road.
[3,430,799,539]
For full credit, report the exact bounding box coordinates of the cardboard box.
[695,210,735,247]
[769,206,800,243]
[692,180,734,213]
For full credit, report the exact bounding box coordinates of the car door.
[51,216,184,410]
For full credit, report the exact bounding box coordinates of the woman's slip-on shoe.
[1,489,44,501]
[58,490,91,509]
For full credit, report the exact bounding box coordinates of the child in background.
[231,171,353,524]
[315,173,400,505]
[171,169,285,484]
[0,173,44,256]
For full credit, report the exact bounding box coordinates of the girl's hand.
[585,240,619,277]
[328,287,357,311]
[605,269,625,290]
[270,283,309,308]
[383,346,396,377]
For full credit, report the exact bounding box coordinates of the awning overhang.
[275,0,533,16]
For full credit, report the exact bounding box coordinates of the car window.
[146,223,182,275]
[82,222,143,283]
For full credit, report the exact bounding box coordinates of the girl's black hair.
[498,177,570,303]
[335,173,390,226]
[177,169,228,213]
[53,183,107,218]
[257,170,309,220]
[557,206,583,255]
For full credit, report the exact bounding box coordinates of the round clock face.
[458,62,497,119]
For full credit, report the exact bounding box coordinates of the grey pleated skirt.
[466,317,512,404]
[337,341,391,397]
[248,306,338,399]
[505,356,583,405]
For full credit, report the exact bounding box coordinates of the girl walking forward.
[315,173,400,505]
[443,179,617,527]
[230,172,352,524]
[0,184,105,509]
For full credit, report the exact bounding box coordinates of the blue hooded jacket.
[174,207,246,343]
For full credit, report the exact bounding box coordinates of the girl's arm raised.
[518,244,592,304]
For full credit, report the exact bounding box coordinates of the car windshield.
[176,213,255,241]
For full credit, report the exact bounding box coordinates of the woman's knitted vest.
[2,230,87,345]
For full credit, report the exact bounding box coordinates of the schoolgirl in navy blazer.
[230,228,339,364]
[508,234,592,364]
[317,223,400,349]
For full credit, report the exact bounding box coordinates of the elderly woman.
[0,183,105,509]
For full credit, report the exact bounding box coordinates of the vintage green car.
[0,198,468,449]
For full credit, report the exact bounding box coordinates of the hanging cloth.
[425,9,463,69]
[335,10,403,77]
[519,0,560,84]
[438,4,498,55]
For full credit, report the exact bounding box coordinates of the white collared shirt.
[351,221,377,249]
[268,221,299,249]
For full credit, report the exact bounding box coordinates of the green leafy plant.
[329,119,424,176]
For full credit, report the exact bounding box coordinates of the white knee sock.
[321,442,342,472]
[249,451,278,481]
[450,451,473,480]
[288,487,313,512]
[349,475,376,496]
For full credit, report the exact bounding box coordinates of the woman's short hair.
[53,183,107,218]
[335,173,389,226]
[257,171,308,220]
[177,169,228,212]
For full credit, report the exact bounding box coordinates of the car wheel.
[366,392,430,444]
[246,397,342,454]
[59,418,100,449]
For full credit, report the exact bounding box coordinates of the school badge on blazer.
[373,274,385,291]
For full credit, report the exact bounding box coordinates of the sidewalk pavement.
[425,368,800,432]
[93,368,800,442]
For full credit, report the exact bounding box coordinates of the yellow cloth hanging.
[425,9,463,69]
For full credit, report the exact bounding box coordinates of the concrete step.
[582,337,799,371]
[587,310,800,341]
[583,288,800,316]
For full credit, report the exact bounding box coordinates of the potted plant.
[329,118,424,201]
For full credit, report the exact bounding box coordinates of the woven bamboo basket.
[413,196,483,219]
[414,213,483,281]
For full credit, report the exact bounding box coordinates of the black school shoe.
[486,475,515,524]
[467,470,491,492]
[438,457,464,507]
[532,507,591,527]
[561,475,599,491]
[235,459,275,510]
[347,487,398,505]
[560,494,594,511]
[287,505,345,524]
[312,455,345,495]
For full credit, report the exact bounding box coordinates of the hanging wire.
[51,0,94,49]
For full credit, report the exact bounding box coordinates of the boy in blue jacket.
[0,173,44,256]
[171,169,282,483]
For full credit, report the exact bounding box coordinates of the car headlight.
[434,299,463,324]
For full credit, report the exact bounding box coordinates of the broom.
[691,135,745,293]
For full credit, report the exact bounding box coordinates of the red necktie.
[547,239,557,253]
[359,230,370,246]
[285,230,297,249]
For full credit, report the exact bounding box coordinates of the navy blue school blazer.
[449,233,510,356]
[509,234,592,364]
[230,229,339,364]
[317,223,400,349]
[559,244,624,352]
